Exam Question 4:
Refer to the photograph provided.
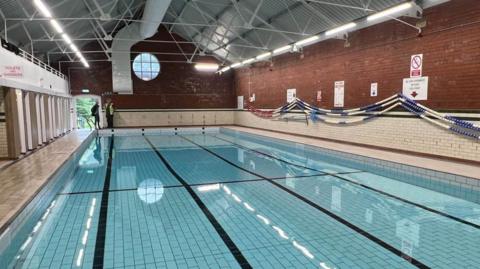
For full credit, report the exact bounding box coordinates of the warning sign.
[403,77,428,100]
[410,54,423,78]
[334,81,344,107]
[286,88,296,103]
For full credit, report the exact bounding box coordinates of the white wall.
[113,110,235,127]
[234,111,480,162]
[0,47,69,96]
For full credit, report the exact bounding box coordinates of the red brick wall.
[234,0,480,110]
[67,27,235,109]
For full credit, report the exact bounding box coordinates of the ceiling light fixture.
[33,0,52,18]
[325,22,357,36]
[230,62,242,68]
[367,2,413,21]
[194,63,219,72]
[242,58,254,65]
[49,19,63,34]
[273,45,292,54]
[219,66,231,73]
[70,44,79,53]
[256,52,272,60]
[33,0,89,68]
[62,34,72,44]
[295,35,320,47]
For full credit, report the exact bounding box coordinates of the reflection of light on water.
[137,179,164,204]
[197,184,220,192]
[221,185,338,268]
[76,198,97,267]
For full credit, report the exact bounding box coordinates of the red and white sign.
[403,76,428,100]
[410,54,423,78]
[316,90,322,102]
[3,65,23,77]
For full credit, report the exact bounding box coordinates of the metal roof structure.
[0,0,433,68]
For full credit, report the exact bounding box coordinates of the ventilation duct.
[111,0,171,94]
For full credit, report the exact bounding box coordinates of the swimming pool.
[1,127,479,268]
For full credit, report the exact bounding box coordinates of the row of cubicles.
[0,87,74,159]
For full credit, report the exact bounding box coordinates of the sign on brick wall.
[334,81,344,107]
[287,88,296,103]
[370,83,378,97]
[410,54,423,78]
[403,77,429,100]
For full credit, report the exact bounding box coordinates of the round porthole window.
[132,53,160,81]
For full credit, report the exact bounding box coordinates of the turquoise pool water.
[1,128,480,268]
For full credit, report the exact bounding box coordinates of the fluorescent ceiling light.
[76,51,82,58]
[325,22,357,36]
[195,63,219,72]
[230,62,242,68]
[242,58,254,65]
[33,0,52,18]
[62,34,72,44]
[219,66,231,73]
[273,45,291,54]
[49,19,63,34]
[367,2,413,21]
[295,35,320,46]
[80,58,89,68]
[256,52,272,60]
[70,44,79,52]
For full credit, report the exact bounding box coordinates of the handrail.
[17,48,67,80]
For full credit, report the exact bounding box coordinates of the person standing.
[91,101,101,129]
[105,98,115,128]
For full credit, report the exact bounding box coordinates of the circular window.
[132,53,160,81]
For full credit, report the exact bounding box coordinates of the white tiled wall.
[114,110,235,127]
[234,111,480,162]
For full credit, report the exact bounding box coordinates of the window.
[132,53,160,81]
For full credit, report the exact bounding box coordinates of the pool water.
[3,128,480,269]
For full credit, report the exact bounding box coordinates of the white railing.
[18,49,67,80]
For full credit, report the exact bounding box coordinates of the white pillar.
[24,92,33,150]
[15,89,26,153]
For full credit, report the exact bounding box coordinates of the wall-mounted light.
[81,89,90,93]
[273,45,292,55]
[256,52,272,60]
[231,62,242,68]
[325,22,357,36]
[194,63,219,72]
[242,58,254,65]
[295,35,320,47]
[367,2,413,22]
[219,66,231,73]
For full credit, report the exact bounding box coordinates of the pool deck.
[0,130,92,231]
[226,126,480,180]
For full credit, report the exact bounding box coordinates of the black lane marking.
[55,174,330,196]
[144,136,252,269]
[179,135,429,269]
[330,173,480,229]
[93,135,114,268]
[211,135,480,230]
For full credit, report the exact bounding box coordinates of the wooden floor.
[227,126,480,180]
[0,130,92,230]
